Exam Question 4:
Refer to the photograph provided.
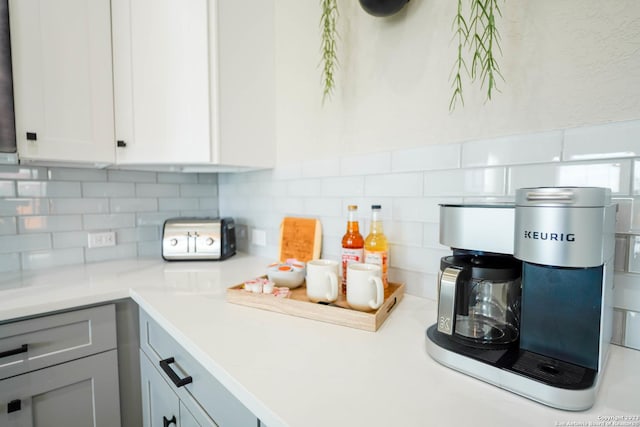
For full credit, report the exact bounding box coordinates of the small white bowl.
[267,262,306,289]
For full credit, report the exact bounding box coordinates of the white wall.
[274,0,640,164]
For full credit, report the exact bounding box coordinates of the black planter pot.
[359,0,409,17]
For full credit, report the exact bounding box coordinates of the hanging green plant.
[449,0,504,111]
[320,0,339,103]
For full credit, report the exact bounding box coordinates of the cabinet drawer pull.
[163,415,177,426]
[0,344,28,359]
[7,399,21,413]
[159,357,192,388]
[116,140,127,147]
[26,132,37,141]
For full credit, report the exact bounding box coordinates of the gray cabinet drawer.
[0,349,121,427]
[0,304,117,380]
[139,310,257,427]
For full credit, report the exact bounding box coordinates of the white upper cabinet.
[112,0,275,170]
[9,0,116,165]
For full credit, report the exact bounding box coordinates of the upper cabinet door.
[113,0,212,165]
[113,0,275,169]
[9,0,115,164]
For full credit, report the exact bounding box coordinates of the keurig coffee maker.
[426,187,616,411]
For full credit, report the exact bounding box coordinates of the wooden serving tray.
[226,281,404,332]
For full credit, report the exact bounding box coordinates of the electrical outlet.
[252,229,267,247]
[87,231,116,248]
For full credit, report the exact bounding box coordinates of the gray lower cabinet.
[140,349,216,427]
[139,309,259,427]
[0,349,121,427]
[0,304,121,426]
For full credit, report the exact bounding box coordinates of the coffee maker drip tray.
[426,325,596,390]
[510,351,596,390]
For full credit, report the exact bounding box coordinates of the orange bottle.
[341,205,364,295]
[364,204,389,288]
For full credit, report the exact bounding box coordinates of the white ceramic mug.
[346,263,384,311]
[306,259,339,303]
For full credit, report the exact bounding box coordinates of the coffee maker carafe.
[438,253,521,346]
[426,187,616,411]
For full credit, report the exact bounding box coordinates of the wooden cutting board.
[279,217,321,262]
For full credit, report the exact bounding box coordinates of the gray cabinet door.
[140,348,180,427]
[140,350,217,427]
[0,349,121,427]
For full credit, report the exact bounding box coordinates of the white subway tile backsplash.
[136,183,179,197]
[392,197,460,223]
[136,211,180,226]
[321,176,364,197]
[462,131,562,167]
[508,161,631,195]
[423,222,441,249]
[365,173,423,197]
[0,166,219,272]
[85,243,137,263]
[0,181,14,197]
[385,221,423,247]
[341,152,391,176]
[563,120,640,161]
[52,231,88,249]
[159,198,199,212]
[341,198,394,221]
[424,168,506,196]
[389,268,435,299]
[392,144,460,172]
[180,184,217,197]
[273,197,305,215]
[614,198,633,233]
[615,237,629,272]
[138,241,161,257]
[197,173,218,185]
[110,198,158,213]
[84,213,135,230]
[634,160,640,194]
[108,170,157,183]
[0,234,51,254]
[287,179,322,197]
[82,182,135,197]
[48,167,106,182]
[629,236,640,274]
[49,198,108,214]
[199,198,219,211]
[0,166,46,180]
[625,311,640,350]
[0,253,20,272]
[0,217,16,235]
[158,172,198,184]
[17,181,81,198]
[18,215,82,233]
[390,245,447,274]
[304,198,342,217]
[0,198,49,216]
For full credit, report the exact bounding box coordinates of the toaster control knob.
[170,238,178,246]
[205,237,214,246]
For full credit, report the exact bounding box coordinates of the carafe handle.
[437,266,465,335]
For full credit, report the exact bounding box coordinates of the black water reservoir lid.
[441,255,521,281]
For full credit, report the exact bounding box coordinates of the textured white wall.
[274,0,640,164]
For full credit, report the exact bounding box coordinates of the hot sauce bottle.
[364,204,389,288]
[341,205,364,295]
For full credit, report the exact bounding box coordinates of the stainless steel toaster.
[162,217,236,261]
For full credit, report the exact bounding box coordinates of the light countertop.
[0,254,638,426]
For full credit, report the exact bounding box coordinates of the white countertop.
[0,254,638,426]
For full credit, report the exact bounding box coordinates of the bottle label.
[364,250,388,288]
[341,248,364,295]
